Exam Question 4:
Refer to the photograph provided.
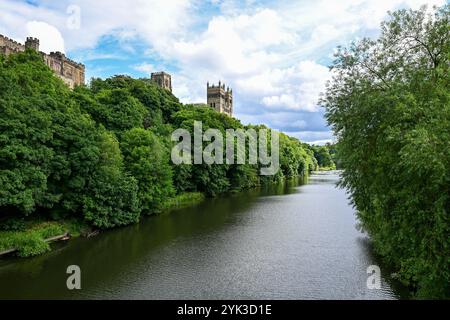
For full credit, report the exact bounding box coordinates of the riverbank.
[0,192,205,258]
[0,221,68,257]
[0,219,91,258]
[0,175,311,259]
[1,176,316,259]
[0,171,404,299]
[161,192,205,211]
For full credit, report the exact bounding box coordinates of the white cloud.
[153,0,444,135]
[26,21,65,53]
[308,139,334,146]
[258,61,331,112]
[280,0,446,60]
[289,131,334,144]
[0,0,194,51]
[133,62,155,75]
[0,0,446,142]
[69,0,193,52]
[160,8,296,106]
[170,9,290,77]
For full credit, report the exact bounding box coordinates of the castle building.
[207,81,233,116]
[151,71,172,92]
[0,34,85,89]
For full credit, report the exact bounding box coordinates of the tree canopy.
[0,49,319,231]
[323,5,449,298]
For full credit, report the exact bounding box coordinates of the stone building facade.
[0,34,25,55]
[151,71,172,92]
[207,81,233,116]
[0,34,85,88]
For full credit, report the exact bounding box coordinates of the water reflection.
[0,172,406,299]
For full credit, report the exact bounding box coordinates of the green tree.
[312,145,335,169]
[323,5,449,298]
[0,50,142,229]
[75,87,148,135]
[170,106,235,196]
[89,75,182,125]
[81,131,141,228]
[0,48,318,244]
[0,50,101,216]
[121,128,174,214]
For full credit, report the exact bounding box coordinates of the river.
[0,171,407,299]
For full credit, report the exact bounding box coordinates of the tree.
[0,50,142,229]
[89,75,182,125]
[170,106,235,196]
[0,50,100,216]
[121,128,174,214]
[323,5,449,298]
[0,48,318,239]
[81,131,141,228]
[74,87,148,135]
[312,145,335,169]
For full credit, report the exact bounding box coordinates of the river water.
[0,171,406,299]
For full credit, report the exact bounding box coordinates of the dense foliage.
[0,222,64,257]
[310,144,336,170]
[0,50,318,235]
[170,106,318,195]
[323,5,449,298]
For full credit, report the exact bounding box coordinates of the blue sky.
[0,0,444,144]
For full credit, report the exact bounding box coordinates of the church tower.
[207,81,233,116]
[151,71,172,92]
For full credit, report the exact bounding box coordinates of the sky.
[0,0,445,144]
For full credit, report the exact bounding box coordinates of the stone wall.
[44,52,85,89]
[0,34,25,56]
[0,34,85,89]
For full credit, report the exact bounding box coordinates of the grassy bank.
[0,217,93,257]
[0,222,65,257]
[162,192,205,211]
[0,192,205,258]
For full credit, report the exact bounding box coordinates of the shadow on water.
[0,177,305,299]
[354,236,411,299]
[0,172,409,299]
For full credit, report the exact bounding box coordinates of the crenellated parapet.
[207,81,233,116]
[0,34,25,54]
[0,34,85,88]
[49,51,85,69]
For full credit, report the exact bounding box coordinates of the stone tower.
[151,71,172,92]
[207,81,233,116]
[25,37,39,51]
